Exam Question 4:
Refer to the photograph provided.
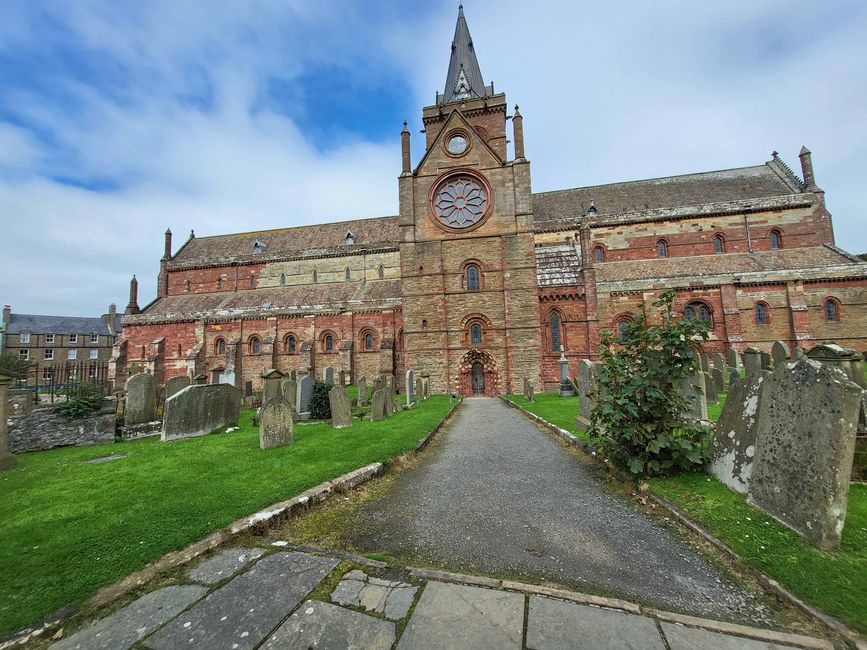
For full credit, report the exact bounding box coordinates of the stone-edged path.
[348,398,772,625]
[50,546,830,650]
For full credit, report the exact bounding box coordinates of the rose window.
[432,175,489,229]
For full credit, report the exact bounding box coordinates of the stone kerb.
[748,358,862,549]
[259,397,294,449]
[125,372,157,426]
[162,384,242,442]
[328,386,353,429]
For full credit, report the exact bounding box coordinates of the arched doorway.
[471,362,485,395]
[455,349,500,397]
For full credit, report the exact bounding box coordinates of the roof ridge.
[190,215,401,241]
[767,152,806,192]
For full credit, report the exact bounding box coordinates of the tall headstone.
[383,389,395,416]
[728,368,740,391]
[328,385,353,429]
[162,384,241,441]
[339,370,346,386]
[421,376,430,398]
[526,383,535,403]
[711,352,725,372]
[282,378,297,410]
[558,349,575,397]
[760,351,772,370]
[259,397,294,449]
[385,375,394,392]
[165,375,191,400]
[577,360,595,418]
[262,369,284,404]
[709,371,770,493]
[703,371,719,404]
[125,373,157,426]
[710,367,724,395]
[370,388,387,422]
[296,375,313,418]
[405,369,415,406]
[726,348,741,370]
[771,340,790,367]
[680,371,708,421]
[324,367,334,385]
[0,374,17,471]
[415,377,423,402]
[749,358,862,549]
[290,370,297,380]
[357,377,368,406]
[374,376,384,392]
[699,354,710,372]
[742,348,762,374]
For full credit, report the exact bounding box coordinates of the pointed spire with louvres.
[440,4,491,104]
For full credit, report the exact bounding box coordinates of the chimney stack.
[125,275,141,315]
[799,146,820,192]
[401,121,411,175]
[512,105,525,160]
[2,305,10,327]
[163,228,173,260]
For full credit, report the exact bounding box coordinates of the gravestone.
[710,367,724,395]
[726,348,741,370]
[0,375,17,471]
[165,376,191,400]
[415,377,423,402]
[244,381,254,400]
[370,389,387,422]
[405,369,415,406]
[125,373,157,426]
[296,375,313,418]
[710,352,725,372]
[742,348,762,374]
[771,340,790,367]
[281,378,297,410]
[728,368,740,391]
[421,376,430,398]
[699,354,709,372]
[748,358,862,549]
[324,367,334,385]
[374,376,384,392]
[526,383,535,403]
[703,371,719,404]
[357,377,368,406]
[259,397,294,449]
[558,349,575,397]
[162,384,241,441]
[760,351,772,370]
[794,346,805,360]
[383,389,395,417]
[193,373,207,385]
[262,370,284,404]
[577,360,595,419]
[709,371,771,493]
[807,343,866,389]
[385,375,394,392]
[680,371,708,421]
[328,386,353,429]
[290,370,297,381]
[339,370,346,386]
[522,377,530,401]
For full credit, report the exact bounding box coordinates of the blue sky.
[1,0,865,316]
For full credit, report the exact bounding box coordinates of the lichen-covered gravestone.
[405,369,415,406]
[162,384,242,441]
[727,348,741,370]
[328,386,352,429]
[742,348,762,374]
[415,377,423,402]
[259,397,294,449]
[262,370,284,404]
[577,360,594,418]
[748,358,862,549]
[710,367,724,395]
[357,377,368,406]
[703,371,719,404]
[164,375,190,400]
[771,340,790,367]
[125,373,157,426]
[679,371,707,421]
[370,389,387,422]
[709,371,770,493]
[710,352,725,372]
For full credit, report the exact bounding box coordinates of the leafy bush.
[0,353,31,380]
[310,380,332,420]
[56,383,105,419]
[589,290,713,476]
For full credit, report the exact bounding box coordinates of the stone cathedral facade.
[115,7,867,396]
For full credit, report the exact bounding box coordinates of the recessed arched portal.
[471,362,485,395]
[455,349,500,397]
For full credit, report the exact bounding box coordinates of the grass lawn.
[503,392,589,442]
[648,474,867,632]
[0,395,455,637]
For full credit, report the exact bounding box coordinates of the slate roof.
[169,215,401,269]
[5,314,119,335]
[125,280,403,324]
[536,245,583,287]
[532,163,802,231]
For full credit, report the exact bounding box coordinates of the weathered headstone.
[698,354,709,372]
[385,375,394,392]
[742,347,762,374]
[296,375,313,418]
[384,389,395,417]
[374,376,384,392]
[0,375,17,471]
[290,370,297,381]
[281,378,297,410]
[259,398,294,449]
[710,352,725,372]
[244,381,254,399]
[415,377,423,402]
[165,376,191,400]
[162,384,241,441]
[370,389,387,422]
[328,386,353,429]
[760,351,772,370]
[324,367,334,385]
[577,360,595,418]
[807,343,866,389]
[558,349,575,397]
[728,368,740,391]
[710,367,724,395]
[421,376,430,398]
[771,340,790,367]
[726,348,741,370]
[709,371,770,493]
[703,371,719,404]
[405,369,415,406]
[680,371,708,421]
[125,372,157,426]
[357,377,368,406]
[527,383,535,403]
[193,373,207,385]
[748,359,862,549]
[339,370,346,386]
[262,369,284,404]
[218,369,236,386]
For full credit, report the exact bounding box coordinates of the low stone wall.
[8,399,117,453]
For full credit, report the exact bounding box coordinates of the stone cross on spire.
[440,3,491,104]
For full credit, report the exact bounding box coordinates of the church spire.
[439,4,491,105]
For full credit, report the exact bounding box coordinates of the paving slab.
[186,547,266,585]
[661,622,801,650]
[143,552,337,650]
[526,595,664,649]
[262,600,395,650]
[396,581,523,649]
[51,585,206,650]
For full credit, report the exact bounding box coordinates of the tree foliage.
[310,380,332,420]
[56,383,105,419]
[0,353,31,380]
[589,290,713,476]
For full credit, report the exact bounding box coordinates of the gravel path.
[348,398,772,625]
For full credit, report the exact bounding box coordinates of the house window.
[684,302,711,323]
[324,335,334,352]
[713,234,724,253]
[824,298,839,322]
[470,323,482,346]
[91,334,99,344]
[755,303,770,325]
[216,338,226,355]
[68,349,77,360]
[550,312,562,351]
[378,264,385,279]
[656,240,668,257]
[42,367,53,382]
[466,264,480,291]
[19,349,29,361]
[280,273,286,286]
[593,246,604,263]
[345,267,351,281]
[44,348,54,360]
[90,349,98,360]
[770,229,782,249]
[249,336,261,354]
[45,334,55,344]
[88,366,97,378]
[364,332,374,351]
[19,333,30,344]
[68,334,78,344]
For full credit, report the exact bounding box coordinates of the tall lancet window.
[550,312,562,352]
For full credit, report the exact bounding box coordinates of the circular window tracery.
[430,172,491,231]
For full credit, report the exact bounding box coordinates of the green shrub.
[56,383,105,419]
[310,380,332,420]
[589,290,713,476]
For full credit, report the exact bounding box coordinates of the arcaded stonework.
[116,9,867,396]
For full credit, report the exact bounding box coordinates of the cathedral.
[114,6,867,396]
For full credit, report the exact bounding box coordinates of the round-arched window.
[770,229,782,249]
[249,336,261,354]
[215,338,226,355]
[312,270,318,284]
[324,334,334,352]
[684,302,711,323]
[285,335,296,354]
[755,303,769,325]
[470,323,482,346]
[657,240,668,257]
[345,267,351,281]
[280,273,286,286]
[364,332,374,351]
[378,264,385,279]
[713,234,724,253]
[616,319,630,342]
[824,298,839,322]
[466,264,480,291]
[593,246,604,263]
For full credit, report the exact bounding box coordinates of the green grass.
[503,392,589,442]
[648,474,867,632]
[0,396,455,636]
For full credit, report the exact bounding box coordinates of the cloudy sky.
[1,0,865,316]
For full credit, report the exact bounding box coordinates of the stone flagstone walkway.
[49,545,832,650]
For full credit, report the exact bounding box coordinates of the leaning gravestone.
[703,371,719,404]
[162,384,241,442]
[259,397,294,449]
[771,340,790,367]
[726,348,741,370]
[125,373,157,426]
[742,348,762,374]
[370,389,387,422]
[709,371,771,493]
[281,378,297,410]
[357,377,368,406]
[328,385,353,429]
[296,375,313,418]
[165,376,190,400]
[748,358,862,549]
[710,367,724,395]
[577,360,595,418]
[680,371,708,421]
[405,369,415,406]
[527,383,535,403]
